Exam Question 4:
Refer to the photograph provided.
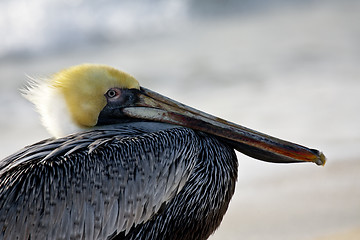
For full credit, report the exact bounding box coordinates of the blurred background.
[1,0,359,239]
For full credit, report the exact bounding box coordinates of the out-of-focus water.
[0,0,359,239]
[0,0,189,58]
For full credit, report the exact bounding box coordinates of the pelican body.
[0,64,325,240]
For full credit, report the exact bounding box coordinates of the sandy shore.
[209,157,360,240]
[314,227,360,240]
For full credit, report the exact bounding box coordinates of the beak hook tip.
[316,152,327,166]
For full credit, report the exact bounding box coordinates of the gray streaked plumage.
[0,122,238,240]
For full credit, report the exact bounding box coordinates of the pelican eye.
[106,88,119,98]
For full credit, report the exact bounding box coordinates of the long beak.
[121,87,326,166]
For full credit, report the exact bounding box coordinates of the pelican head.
[25,64,139,137]
[25,63,326,166]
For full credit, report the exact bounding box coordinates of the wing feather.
[0,125,199,240]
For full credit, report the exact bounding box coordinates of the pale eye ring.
[106,89,118,98]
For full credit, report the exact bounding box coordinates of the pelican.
[0,64,326,240]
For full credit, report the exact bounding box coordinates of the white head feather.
[23,77,84,138]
